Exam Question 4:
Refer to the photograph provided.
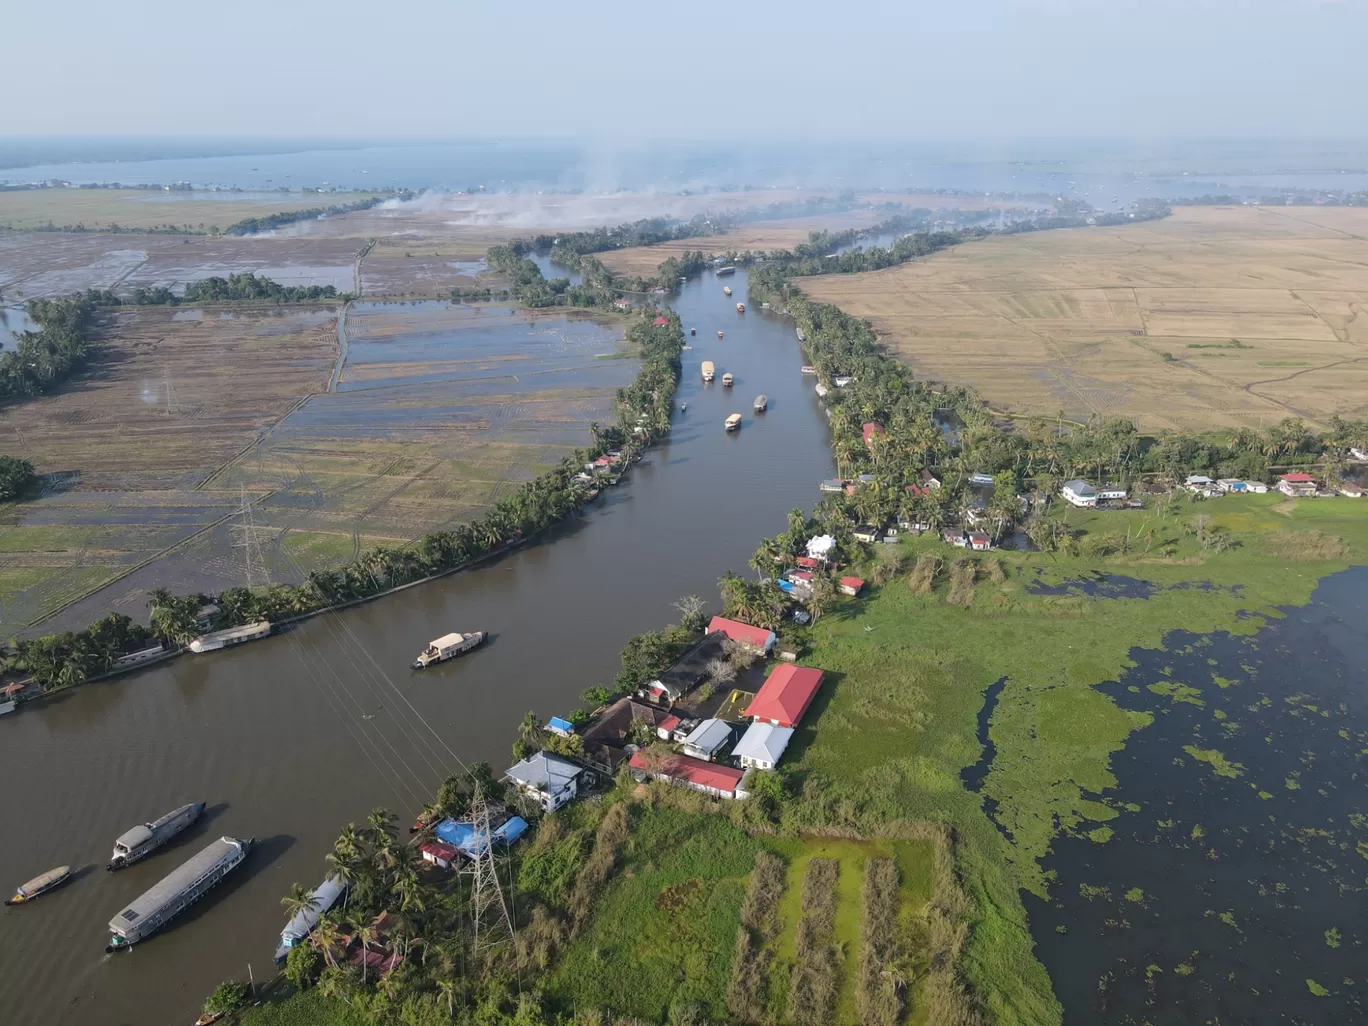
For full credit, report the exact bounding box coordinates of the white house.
[1349,447,1368,463]
[806,535,837,562]
[681,718,734,762]
[1098,484,1128,501]
[1061,480,1098,507]
[1244,481,1269,493]
[505,752,584,812]
[733,722,794,770]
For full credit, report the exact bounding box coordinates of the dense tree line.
[0,294,105,402]
[123,274,341,305]
[223,194,403,236]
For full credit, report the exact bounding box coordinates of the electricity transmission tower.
[460,786,515,955]
[231,486,271,587]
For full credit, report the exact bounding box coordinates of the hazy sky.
[5,0,1366,140]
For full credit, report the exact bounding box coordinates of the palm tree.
[354,921,381,985]
[436,977,459,1018]
[314,910,344,968]
[281,882,319,925]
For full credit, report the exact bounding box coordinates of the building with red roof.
[1278,472,1318,497]
[628,750,747,799]
[838,576,865,596]
[418,839,461,870]
[746,664,825,728]
[862,422,886,449]
[653,315,671,326]
[707,616,776,654]
[656,713,683,740]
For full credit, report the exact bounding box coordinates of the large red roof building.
[706,616,777,653]
[745,664,825,729]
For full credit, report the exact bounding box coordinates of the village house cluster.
[501,615,829,809]
[1062,471,1362,506]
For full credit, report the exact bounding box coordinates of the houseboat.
[188,621,271,653]
[722,372,734,388]
[725,414,743,432]
[753,395,767,412]
[274,874,348,963]
[716,266,736,276]
[6,866,71,905]
[701,360,715,382]
[106,836,253,951]
[717,330,724,338]
[736,302,745,313]
[109,802,206,870]
[723,285,733,296]
[412,631,485,669]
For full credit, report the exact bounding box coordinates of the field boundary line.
[24,491,278,629]
[195,392,316,491]
[327,298,352,393]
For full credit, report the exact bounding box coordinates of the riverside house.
[505,751,585,812]
[733,722,794,770]
[628,750,749,799]
[746,664,825,729]
[706,616,776,655]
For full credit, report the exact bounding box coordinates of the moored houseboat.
[736,302,745,313]
[109,802,206,870]
[274,874,348,963]
[723,285,732,296]
[188,621,271,654]
[716,265,736,276]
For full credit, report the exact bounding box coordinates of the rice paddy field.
[798,206,1368,432]
[0,188,384,232]
[0,301,633,633]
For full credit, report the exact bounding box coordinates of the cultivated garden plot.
[799,206,1368,432]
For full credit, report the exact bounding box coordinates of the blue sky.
[4,0,1366,139]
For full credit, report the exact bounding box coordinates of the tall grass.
[856,856,903,1026]
[788,858,839,1025]
[726,851,787,1022]
[907,553,943,594]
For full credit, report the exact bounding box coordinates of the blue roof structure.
[434,816,530,856]
[548,716,574,734]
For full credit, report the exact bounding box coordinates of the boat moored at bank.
[189,621,271,654]
[109,802,206,870]
[412,632,485,669]
[106,836,253,951]
[6,866,71,905]
[274,873,348,963]
[715,265,736,276]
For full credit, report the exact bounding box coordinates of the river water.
[0,269,834,1026]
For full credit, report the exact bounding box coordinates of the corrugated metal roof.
[746,665,824,728]
[734,722,793,764]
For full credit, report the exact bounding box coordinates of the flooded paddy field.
[0,231,360,299]
[209,302,634,564]
[0,301,633,633]
[0,305,337,631]
[1027,566,1368,1024]
[0,188,383,232]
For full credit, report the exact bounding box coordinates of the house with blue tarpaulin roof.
[434,816,529,856]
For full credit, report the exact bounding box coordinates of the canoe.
[195,1012,225,1025]
[6,865,71,905]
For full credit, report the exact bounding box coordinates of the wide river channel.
[0,270,835,1026]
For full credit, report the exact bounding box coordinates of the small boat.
[680,402,687,412]
[690,328,696,336]
[717,330,724,338]
[701,360,715,382]
[736,303,745,313]
[195,1012,225,1026]
[413,632,485,668]
[800,365,817,375]
[722,372,734,388]
[723,286,733,296]
[725,414,742,432]
[6,866,71,905]
[754,395,768,412]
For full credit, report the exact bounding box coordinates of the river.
[0,268,834,1026]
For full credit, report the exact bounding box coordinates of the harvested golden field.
[799,206,1368,432]
[0,189,382,232]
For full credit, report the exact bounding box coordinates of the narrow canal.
[0,269,835,1026]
